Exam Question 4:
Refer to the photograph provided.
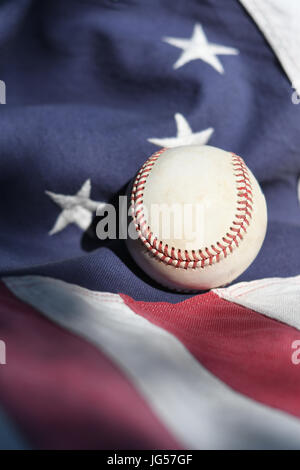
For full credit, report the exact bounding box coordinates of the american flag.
[1,0,300,450]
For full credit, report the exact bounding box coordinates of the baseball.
[126,145,267,291]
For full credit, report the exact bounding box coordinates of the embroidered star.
[46,179,106,235]
[163,23,239,73]
[148,113,214,148]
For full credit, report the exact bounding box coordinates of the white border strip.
[4,275,300,449]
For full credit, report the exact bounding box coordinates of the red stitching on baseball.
[130,149,253,269]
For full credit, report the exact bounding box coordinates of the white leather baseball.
[126,145,267,290]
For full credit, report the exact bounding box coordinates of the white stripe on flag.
[239,0,300,95]
[4,275,300,450]
[214,275,300,331]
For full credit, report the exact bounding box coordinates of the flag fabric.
[1,0,300,449]
[2,275,300,450]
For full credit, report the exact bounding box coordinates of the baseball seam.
[130,148,253,270]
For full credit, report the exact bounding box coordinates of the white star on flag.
[46,179,106,235]
[148,113,214,148]
[163,23,239,73]
[298,177,300,205]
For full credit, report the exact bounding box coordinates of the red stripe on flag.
[0,283,180,450]
[121,291,300,419]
